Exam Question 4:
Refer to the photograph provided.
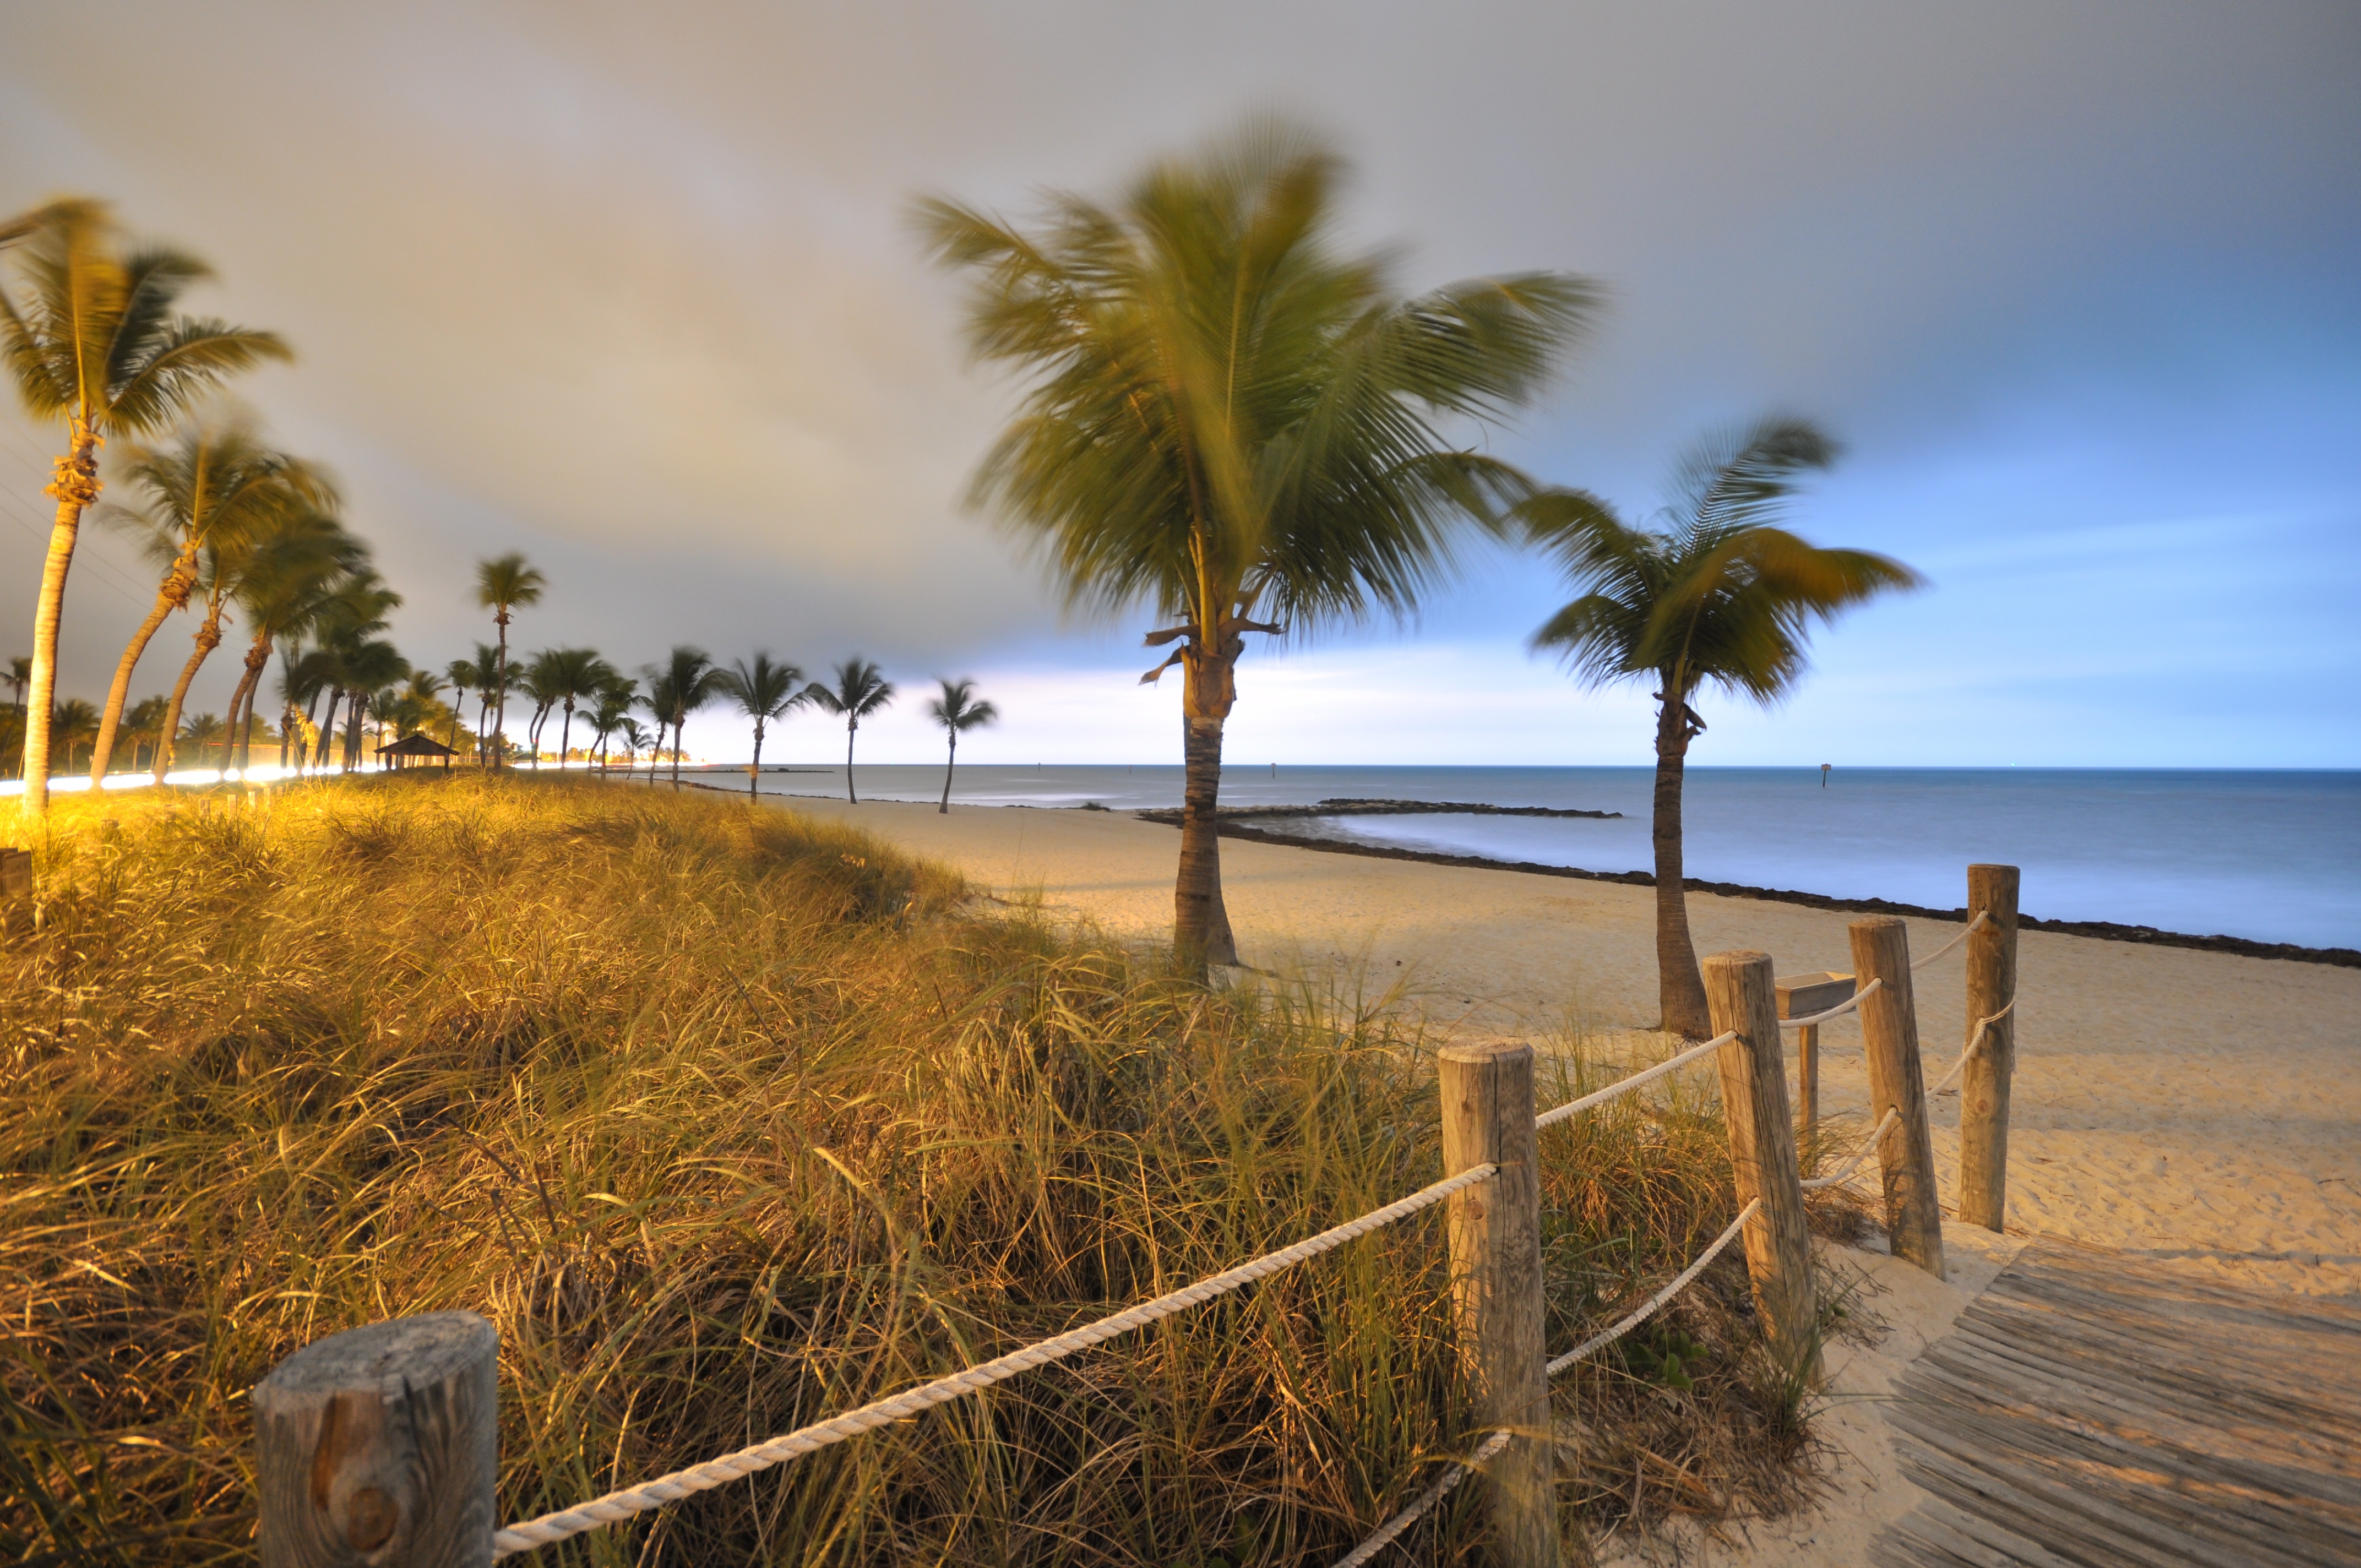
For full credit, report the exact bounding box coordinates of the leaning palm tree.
[219,511,366,775]
[920,122,1594,972]
[444,657,482,749]
[585,678,638,773]
[1,198,289,815]
[715,653,806,799]
[474,553,543,767]
[610,716,652,777]
[51,698,99,774]
[89,412,336,780]
[642,646,719,790]
[803,658,894,803]
[927,678,998,813]
[1522,417,1921,1036]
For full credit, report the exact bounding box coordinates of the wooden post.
[0,848,29,907]
[1775,971,1855,1139]
[1439,1042,1557,1568]
[1959,864,2020,1232]
[255,1313,498,1568]
[1848,918,1945,1277]
[1702,952,1819,1380]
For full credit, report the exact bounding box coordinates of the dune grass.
[2,775,1850,1565]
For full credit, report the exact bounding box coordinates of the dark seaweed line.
[1140,815,2360,970]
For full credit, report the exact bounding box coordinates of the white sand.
[773,793,2361,1554]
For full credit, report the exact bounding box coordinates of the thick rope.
[1334,1196,1765,1566]
[1327,1430,1514,1568]
[1535,1032,1734,1130]
[492,1162,1500,1556]
[1546,1200,1760,1375]
[1798,998,2014,1191]
[1780,975,1883,1030]
[1910,909,1989,971]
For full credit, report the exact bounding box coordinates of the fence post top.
[1967,861,2020,875]
[1438,1039,1533,1067]
[254,1311,495,1404]
[1848,913,1907,935]
[1702,948,1772,974]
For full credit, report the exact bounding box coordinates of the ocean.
[705,764,2360,951]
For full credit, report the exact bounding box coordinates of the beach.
[774,793,2361,1559]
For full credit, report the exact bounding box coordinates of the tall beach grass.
[2,776,1851,1565]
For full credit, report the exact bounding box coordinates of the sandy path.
[775,793,2361,1554]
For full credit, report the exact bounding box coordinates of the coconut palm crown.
[2,198,290,814]
[918,121,1597,972]
[803,658,894,804]
[1522,416,1921,1037]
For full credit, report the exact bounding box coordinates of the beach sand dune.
[763,793,2361,1557]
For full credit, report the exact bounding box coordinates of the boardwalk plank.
[1869,1238,2361,1567]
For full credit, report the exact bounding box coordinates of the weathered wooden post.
[1439,1042,1557,1568]
[1959,864,2020,1232]
[1701,952,1819,1381]
[255,1312,498,1568]
[0,847,29,908]
[1848,918,1944,1277]
[1775,970,1856,1135]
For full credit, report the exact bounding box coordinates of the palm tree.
[586,677,638,773]
[6,656,28,712]
[1,198,289,815]
[175,710,225,775]
[51,699,99,773]
[803,658,894,803]
[474,554,543,767]
[220,510,366,775]
[611,716,652,777]
[335,643,409,771]
[920,122,1594,972]
[1522,418,1921,1036]
[122,695,168,772]
[89,413,336,780]
[467,641,505,753]
[715,653,806,799]
[539,647,614,767]
[643,646,719,791]
[444,656,482,749]
[927,678,998,813]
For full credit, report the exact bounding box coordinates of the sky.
[3,1,2357,770]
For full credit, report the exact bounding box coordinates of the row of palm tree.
[926,122,1919,1022]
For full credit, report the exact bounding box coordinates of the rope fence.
[253,864,2025,1568]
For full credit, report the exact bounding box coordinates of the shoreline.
[673,780,2359,967]
[1142,813,2361,970]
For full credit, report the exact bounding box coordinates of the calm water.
[718,765,2361,950]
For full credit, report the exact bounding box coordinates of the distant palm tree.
[3,656,25,780]
[716,653,806,798]
[175,710,225,774]
[803,658,895,803]
[121,694,168,772]
[927,678,998,813]
[467,641,505,754]
[220,510,367,775]
[611,716,652,777]
[475,554,544,767]
[90,412,336,780]
[1522,418,1921,1037]
[643,646,719,790]
[2,199,290,814]
[920,122,1593,973]
[586,677,638,773]
[537,647,613,767]
[444,656,483,748]
[51,698,99,773]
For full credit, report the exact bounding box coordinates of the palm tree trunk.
[154,603,227,783]
[845,722,857,803]
[749,720,764,799]
[1172,647,1241,977]
[489,615,509,769]
[670,718,684,790]
[224,633,270,775]
[938,733,954,813]
[20,418,101,819]
[558,700,575,769]
[90,545,198,783]
[1651,678,1712,1038]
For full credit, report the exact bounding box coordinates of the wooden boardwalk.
[1870,1238,2361,1567]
